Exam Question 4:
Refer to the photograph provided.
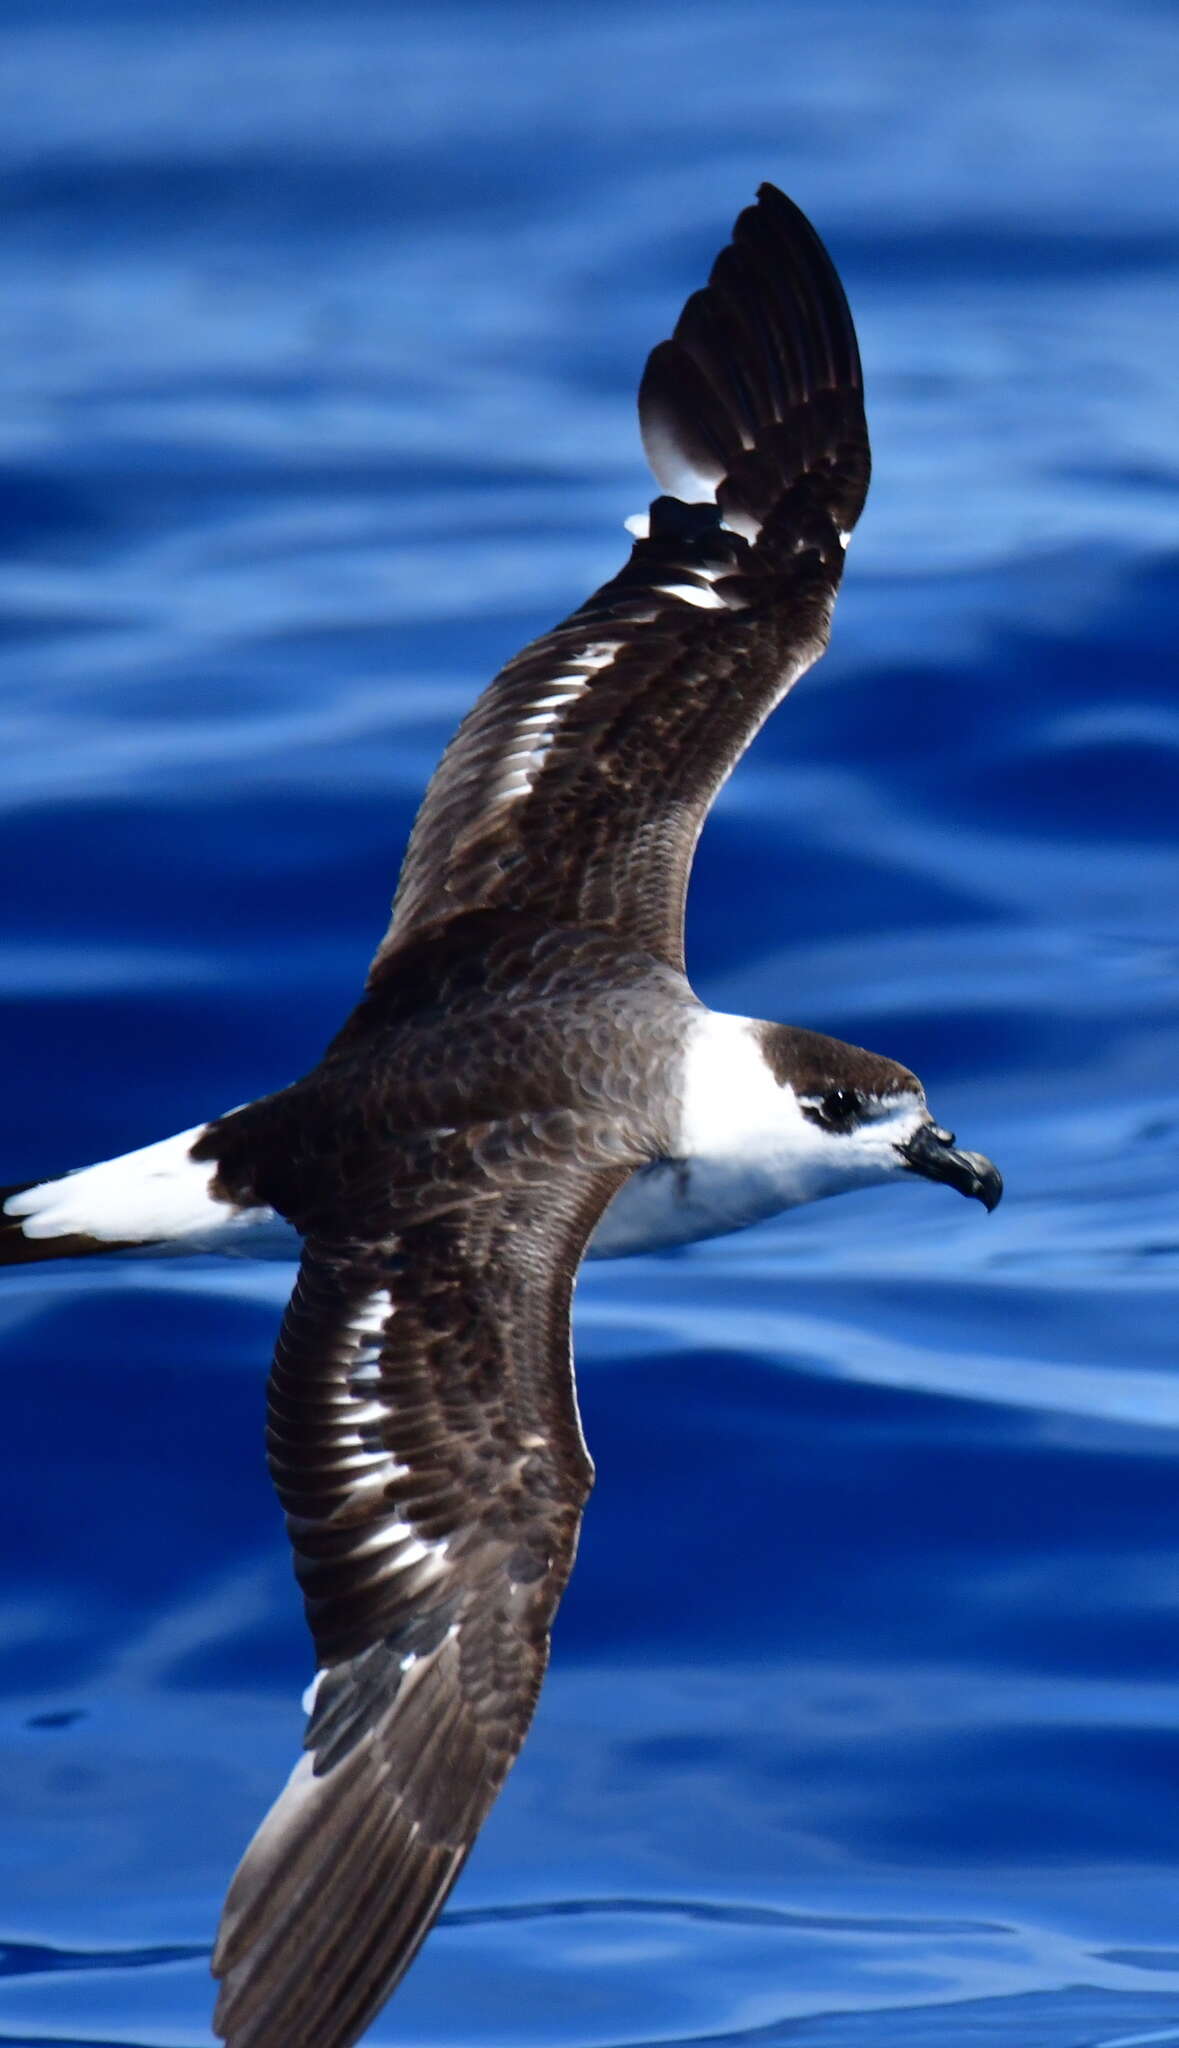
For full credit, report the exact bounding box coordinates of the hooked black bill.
[901,1121,1003,1211]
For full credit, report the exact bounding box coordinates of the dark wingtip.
[637,183,868,538]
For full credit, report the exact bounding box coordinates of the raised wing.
[377,183,868,977]
[211,1127,634,2048]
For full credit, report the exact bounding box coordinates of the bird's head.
[754,1023,1003,1212]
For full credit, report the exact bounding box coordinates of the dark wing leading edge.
[211,1123,635,2048]
[376,183,868,978]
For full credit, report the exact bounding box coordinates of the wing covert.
[377,184,868,976]
[212,1138,633,2048]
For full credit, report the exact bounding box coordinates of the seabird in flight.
[2,185,1002,2048]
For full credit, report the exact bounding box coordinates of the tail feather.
[0,1124,297,1268]
[0,1182,137,1265]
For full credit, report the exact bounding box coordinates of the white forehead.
[680,1011,921,1134]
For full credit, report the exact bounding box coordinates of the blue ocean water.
[2,1,1178,2042]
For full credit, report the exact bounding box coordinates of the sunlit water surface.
[2,2,1178,2043]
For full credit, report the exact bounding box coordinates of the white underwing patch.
[484,641,623,817]
[655,580,729,610]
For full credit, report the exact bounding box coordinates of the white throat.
[588,1010,924,1260]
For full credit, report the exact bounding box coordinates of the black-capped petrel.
[2,186,1002,2047]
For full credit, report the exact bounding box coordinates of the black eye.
[819,1088,862,1131]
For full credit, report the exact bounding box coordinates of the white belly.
[587,1156,785,1259]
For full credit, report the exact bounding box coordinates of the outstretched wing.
[212,1128,634,2048]
[377,183,868,977]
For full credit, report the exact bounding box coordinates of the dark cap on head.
[754,1023,921,1103]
